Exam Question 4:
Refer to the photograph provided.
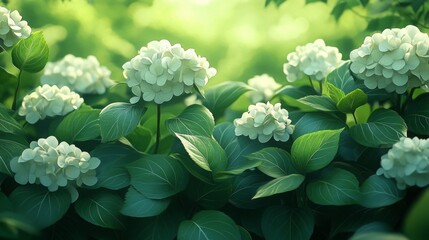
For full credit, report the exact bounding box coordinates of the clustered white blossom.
[10,136,100,194]
[247,74,281,103]
[234,102,294,143]
[350,25,429,94]
[0,7,31,48]
[123,39,217,104]
[283,39,342,82]
[41,54,114,94]
[376,137,429,190]
[18,84,83,124]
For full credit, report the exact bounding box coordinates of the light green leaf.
[0,133,27,175]
[349,109,407,148]
[178,210,241,240]
[262,206,314,240]
[291,129,343,173]
[306,168,361,205]
[250,147,296,178]
[128,155,189,199]
[121,186,170,217]
[10,186,70,228]
[326,82,345,103]
[253,174,305,199]
[404,93,429,135]
[359,175,405,208]
[74,190,125,230]
[166,104,214,137]
[292,112,346,139]
[99,102,146,142]
[55,107,100,142]
[0,104,22,134]
[11,31,49,72]
[298,95,338,112]
[187,178,232,209]
[337,88,368,113]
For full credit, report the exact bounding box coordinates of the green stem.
[12,69,23,111]
[308,76,315,92]
[401,87,417,113]
[318,80,323,95]
[154,104,161,154]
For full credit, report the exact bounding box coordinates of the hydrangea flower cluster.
[123,39,217,104]
[376,137,429,190]
[350,25,429,94]
[234,102,294,143]
[0,7,31,48]
[247,74,281,103]
[10,136,100,193]
[18,84,84,124]
[41,54,114,94]
[283,39,342,82]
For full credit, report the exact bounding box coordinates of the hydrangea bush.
[2,4,429,240]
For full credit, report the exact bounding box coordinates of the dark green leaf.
[187,178,232,209]
[331,1,348,20]
[238,226,252,240]
[230,171,272,209]
[0,133,27,175]
[0,104,22,134]
[366,16,405,31]
[10,186,70,228]
[404,187,429,240]
[404,93,429,135]
[274,85,317,110]
[74,190,125,230]
[11,31,49,72]
[349,109,407,148]
[350,232,409,240]
[55,107,100,142]
[251,147,296,178]
[166,104,214,137]
[359,0,369,6]
[128,155,189,199]
[359,175,405,208]
[291,129,343,173]
[0,212,39,239]
[125,126,153,152]
[253,174,305,199]
[306,0,327,3]
[338,131,367,162]
[173,154,214,185]
[178,210,241,240]
[293,112,346,139]
[121,186,170,217]
[298,95,338,112]
[327,62,360,94]
[262,206,314,240]
[306,168,361,205]
[337,88,368,113]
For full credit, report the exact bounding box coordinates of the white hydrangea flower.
[10,136,100,194]
[0,7,31,48]
[283,39,342,82]
[350,25,429,94]
[376,137,429,190]
[41,54,114,94]
[18,84,84,124]
[247,74,281,103]
[123,39,217,104]
[234,102,294,143]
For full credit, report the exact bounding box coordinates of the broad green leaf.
[230,171,272,209]
[128,155,189,199]
[306,168,361,205]
[74,190,125,230]
[327,62,360,94]
[99,102,146,142]
[291,129,343,173]
[121,186,170,217]
[125,126,153,152]
[55,107,100,142]
[292,112,346,139]
[338,131,367,162]
[173,154,214,184]
[250,147,296,178]
[11,31,49,72]
[176,134,228,173]
[404,93,429,135]
[336,88,367,113]
[326,82,345,103]
[359,175,405,208]
[10,186,70,228]
[187,178,233,209]
[0,104,22,134]
[359,0,369,6]
[0,133,27,175]
[262,206,314,240]
[0,212,39,239]
[203,82,253,117]
[178,210,241,240]
[297,95,338,112]
[349,109,407,148]
[253,174,305,199]
[404,187,429,240]
[350,232,409,240]
[238,226,252,240]
[331,1,348,20]
[166,104,214,137]
[274,85,317,110]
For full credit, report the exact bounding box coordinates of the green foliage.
[403,187,429,240]
[11,31,49,72]
[404,93,429,135]
[0,104,22,134]
[336,89,367,114]
[298,95,338,112]
[121,186,171,217]
[251,147,296,178]
[253,174,305,199]
[0,134,27,175]
[359,175,405,208]
[55,106,101,142]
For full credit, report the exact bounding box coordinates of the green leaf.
[331,1,348,20]
[230,171,272,209]
[166,104,214,137]
[291,129,343,173]
[327,62,361,94]
[238,226,252,240]
[262,206,314,240]
[337,88,368,113]
[203,82,252,117]
[306,168,361,205]
[297,95,338,112]
[338,131,367,162]
[175,134,228,173]
[359,175,405,208]
[74,190,125,230]
[404,93,429,135]
[250,147,296,178]
[173,154,214,185]
[326,82,345,103]
[55,107,100,142]
[404,187,429,240]
[306,0,327,3]
[99,102,146,142]
[0,104,22,134]
[187,178,232,209]
[128,155,189,199]
[0,212,39,239]
[121,186,170,217]
[274,85,317,110]
[293,112,346,139]
[253,174,305,199]
[11,31,49,72]
[126,126,153,152]
[178,210,241,240]
[10,186,71,228]
[359,0,369,6]
[350,232,409,240]
[0,133,27,175]
[349,109,407,148]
